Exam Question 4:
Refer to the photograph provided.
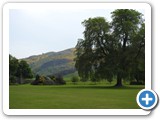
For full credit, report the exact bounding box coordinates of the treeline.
[9,55,33,84]
[10,54,110,85]
[9,55,67,85]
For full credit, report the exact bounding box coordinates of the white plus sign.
[142,93,153,105]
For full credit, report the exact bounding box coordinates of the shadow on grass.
[47,84,145,90]
[10,83,145,90]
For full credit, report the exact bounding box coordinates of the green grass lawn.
[9,84,144,109]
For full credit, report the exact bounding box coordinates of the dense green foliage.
[9,84,143,109]
[9,55,33,84]
[71,76,79,84]
[75,9,145,86]
[31,74,66,85]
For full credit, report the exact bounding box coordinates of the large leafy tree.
[128,23,145,83]
[111,9,144,86]
[75,17,110,81]
[16,60,33,84]
[75,9,145,86]
[9,55,19,83]
[9,55,33,84]
[9,55,19,76]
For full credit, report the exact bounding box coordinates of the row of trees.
[9,55,72,85]
[9,55,33,84]
[75,9,145,86]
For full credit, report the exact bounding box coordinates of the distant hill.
[23,48,76,76]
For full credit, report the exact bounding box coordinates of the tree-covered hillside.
[23,48,76,76]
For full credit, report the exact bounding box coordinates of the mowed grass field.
[9,84,144,109]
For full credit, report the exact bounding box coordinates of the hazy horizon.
[10,47,75,59]
[9,8,144,59]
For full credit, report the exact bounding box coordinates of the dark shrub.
[49,75,56,81]
[43,77,55,85]
[31,80,39,85]
[35,74,40,81]
[45,77,52,81]
[9,76,17,84]
[31,74,41,85]
[31,74,66,85]
[55,75,66,85]
[24,79,34,84]
[71,76,79,84]
[43,79,55,85]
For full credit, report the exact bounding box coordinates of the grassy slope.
[24,48,76,76]
[9,84,143,109]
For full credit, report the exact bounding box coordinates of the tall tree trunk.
[115,36,127,87]
[19,72,23,84]
[115,74,122,87]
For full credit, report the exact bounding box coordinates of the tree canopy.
[75,9,145,86]
[9,55,33,84]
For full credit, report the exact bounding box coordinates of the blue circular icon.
[136,89,158,110]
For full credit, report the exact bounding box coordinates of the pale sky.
[9,9,144,59]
